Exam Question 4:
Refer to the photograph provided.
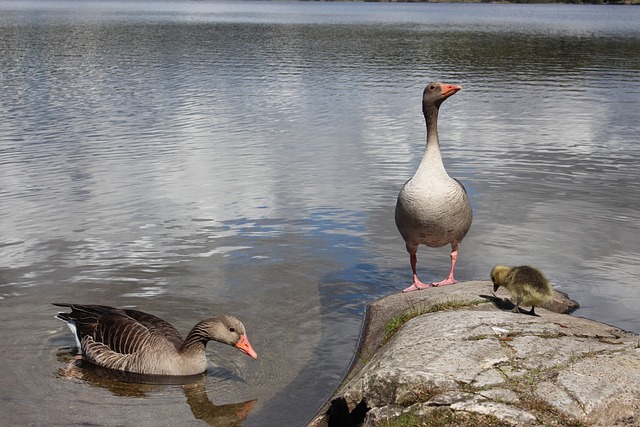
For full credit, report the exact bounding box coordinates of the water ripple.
[1,3,639,426]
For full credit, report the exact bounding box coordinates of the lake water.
[1,1,639,425]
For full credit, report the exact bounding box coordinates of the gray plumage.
[54,303,257,376]
[395,82,473,292]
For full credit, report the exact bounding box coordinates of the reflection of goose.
[491,265,553,316]
[395,82,473,292]
[54,304,258,376]
[183,382,256,427]
[55,355,256,426]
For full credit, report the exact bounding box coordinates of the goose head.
[198,315,258,359]
[422,82,462,112]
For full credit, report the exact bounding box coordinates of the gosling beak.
[235,334,258,360]
[493,283,499,292]
[441,84,462,98]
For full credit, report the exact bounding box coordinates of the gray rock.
[309,281,640,427]
[479,388,520,404]
[552,350,640,425]
[450,397,536,425]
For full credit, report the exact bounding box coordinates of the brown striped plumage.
[54,303,258,376]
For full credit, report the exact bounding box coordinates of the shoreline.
[308,281,640,426]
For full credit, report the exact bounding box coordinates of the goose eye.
[229,327,236,333]
[429,84,436,91]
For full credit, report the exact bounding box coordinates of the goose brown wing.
[79,315,162,373]
[53,303,128,343]
[122,309,184,349]
[91,310,157,356]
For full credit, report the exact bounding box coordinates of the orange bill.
[236,334,258,359]
[441,84,462,97]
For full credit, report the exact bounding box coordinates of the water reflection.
[1,2,639,426]
[56,349,256,426]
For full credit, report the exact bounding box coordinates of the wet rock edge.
[308,281,640,427]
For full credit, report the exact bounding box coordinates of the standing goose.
[395,82,472,293]
[54,303,258,376]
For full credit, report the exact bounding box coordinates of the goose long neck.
[416,104,447,177]
[179,323,209,354]
[425,103,440,145]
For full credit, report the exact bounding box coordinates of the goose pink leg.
[430,246,459,287]
[402,248,438,293]
[402,253,431,293]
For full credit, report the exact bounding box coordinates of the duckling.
[490,265,553,316]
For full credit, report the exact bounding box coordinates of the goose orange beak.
[441,84,462,98]
[236,335,258,359]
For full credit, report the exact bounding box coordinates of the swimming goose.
[53,303,258,376]
[395,82,473,292]
[491,265,553,316]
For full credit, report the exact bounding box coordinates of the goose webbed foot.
[402,281,432,293]
[430,277,458,287]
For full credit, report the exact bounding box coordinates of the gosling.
[490,265,553,316]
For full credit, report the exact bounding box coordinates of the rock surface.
[309,281,640,427]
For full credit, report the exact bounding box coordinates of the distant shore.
[308,0,640,5]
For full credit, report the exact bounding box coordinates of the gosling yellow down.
[490,265,553,316]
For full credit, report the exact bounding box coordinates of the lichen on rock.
[309,281,640,427]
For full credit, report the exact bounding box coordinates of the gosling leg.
[512,297,522,314]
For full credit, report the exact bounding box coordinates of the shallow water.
[1,1,639,425]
